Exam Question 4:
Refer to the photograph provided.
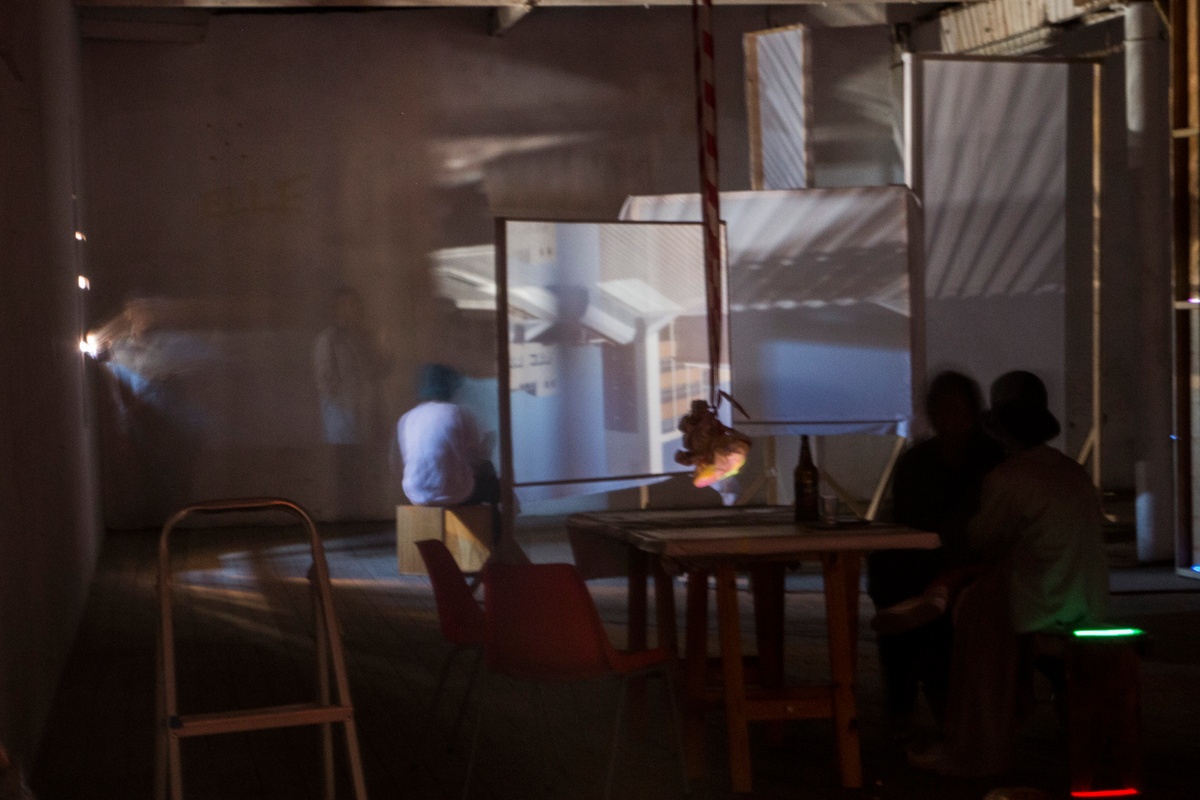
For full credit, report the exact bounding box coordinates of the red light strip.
[1070,790,1140,798]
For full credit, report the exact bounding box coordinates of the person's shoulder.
[893,437,935,478]
[990,445,1090,485]
[898,436,939,463]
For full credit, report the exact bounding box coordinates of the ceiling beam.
[75,0,958,8]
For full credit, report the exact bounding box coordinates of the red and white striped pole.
[693,0,722,406]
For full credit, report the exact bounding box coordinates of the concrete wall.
[0,0,101,763]
[80,8,903,525]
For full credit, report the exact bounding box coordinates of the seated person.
[397,363,498,508]
[868,370,1004,730]
[898,370,1108,776]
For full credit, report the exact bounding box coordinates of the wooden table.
[566,506,939,794]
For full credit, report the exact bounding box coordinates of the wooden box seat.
[396,504,492,576]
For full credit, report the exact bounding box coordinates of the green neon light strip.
[1073,628,1144,638]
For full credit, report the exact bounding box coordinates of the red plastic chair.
[463,562,687,800]
[414,539,486,757]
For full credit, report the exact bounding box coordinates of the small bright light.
[1069,790,1140,798]
[74,231,86,241]
[79,334,99,358]
[1192,565,1200,573]
[1072,627,1143,638]
[77,275,90,290]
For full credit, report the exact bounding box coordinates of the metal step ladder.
[154,498,368,800]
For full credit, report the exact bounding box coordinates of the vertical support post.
[494,220,516,549]
[1173,0,1200,573]
[1091,61,1105,491]
[902,53,924,198]
[1126,2,1176,561]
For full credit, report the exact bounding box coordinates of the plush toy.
[674,399,751,488]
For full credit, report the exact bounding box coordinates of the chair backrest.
[416,539,485,646]
[483,562,617,681]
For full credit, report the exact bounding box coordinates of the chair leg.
[660,666,691,796]
[154,651,167,800]
[535,684,556,792]
[447,648,484,752]
[463,700,486,800]
[410,645,468,767]
[604,675,630,800]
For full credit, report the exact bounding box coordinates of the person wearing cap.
[905,370,1108,776]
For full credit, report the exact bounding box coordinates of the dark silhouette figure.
[867,370,1004,729]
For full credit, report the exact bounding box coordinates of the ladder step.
[169,702,354,738]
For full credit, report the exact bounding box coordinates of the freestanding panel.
[905,54,1100,459]
[622,187,924,438]
[496,219,724,506]
[745,24,814,191]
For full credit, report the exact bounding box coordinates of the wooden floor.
[30,522,1200,799]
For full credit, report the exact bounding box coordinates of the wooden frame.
[744,23,814,191]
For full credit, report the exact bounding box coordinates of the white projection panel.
[745,24,813,190]
[907,55,1097,448]
[622,187,923,436]
[501,220,725,501]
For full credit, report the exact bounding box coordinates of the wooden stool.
[396,504,492,576]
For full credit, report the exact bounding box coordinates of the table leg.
[750,564,786,746]
[715,563,753,793]
[845,554,861,674]
[823,552,863,789]
[628,548,648,651]
[628,548,649,730]
[653,559,678,656]
[684,569,709,777]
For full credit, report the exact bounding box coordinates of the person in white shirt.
[397,364,497,507]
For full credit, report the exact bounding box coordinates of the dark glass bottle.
[794,434,819,522]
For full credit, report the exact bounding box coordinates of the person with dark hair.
[868,370,1005,731]
[396,363,497,507]
[902,370,1108,776]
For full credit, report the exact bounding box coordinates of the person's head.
[986,370,1060,449]
[418,363,463,403]
[925,370,984,440]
